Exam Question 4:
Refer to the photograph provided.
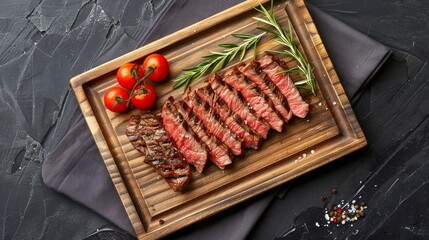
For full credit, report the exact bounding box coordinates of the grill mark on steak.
[222,67,284,132]
[258,54,309,118]
[125,114,191,192]
[162,100,208,173]
[182,89,243,156]
[195,83,262,149]
[238,61,293,122]
[169,97,233,169]
[208,74,270,139]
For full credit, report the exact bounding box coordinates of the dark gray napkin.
[42,0,390,239]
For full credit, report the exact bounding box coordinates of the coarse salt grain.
[315,222,320,227]
[303,153,307,158]
[311,150,315,155]
[333,102,337,105]
[318,102,322,106]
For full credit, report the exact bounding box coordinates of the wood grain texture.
[70,0,367,239]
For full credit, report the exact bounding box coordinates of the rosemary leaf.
[172,32,265,91]
[254,1,317,95]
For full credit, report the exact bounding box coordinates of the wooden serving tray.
[70,0,367,239]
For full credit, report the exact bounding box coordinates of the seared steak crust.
[182,89,243,156]
[238,61,293,122]
[208,74,270,139]
[162,100,208,173]
[195,83,262,149]
[170,97,233,169]
[222,67,284,132]
[125,114,191,192]
[258,54,309,118]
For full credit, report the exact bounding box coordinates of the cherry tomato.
[131,83,157,110]
[104,87,130,113]
[143,54,169,82]
[117,63,145,90]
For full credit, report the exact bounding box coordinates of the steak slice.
[222,67,284,132]
[125,114,191,192]
[238,60,293,122]
[208,74,270,139]
[195,83,262,149]
[258,54,309,118]
[162,100,208,173]
[182,89,243,156]
[170,97,233,169]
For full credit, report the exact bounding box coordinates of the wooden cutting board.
[70,0,367,239]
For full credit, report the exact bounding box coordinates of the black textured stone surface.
[0,0,428,239]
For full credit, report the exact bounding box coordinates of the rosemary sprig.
[254,1,317,95]
[172,32,265,90]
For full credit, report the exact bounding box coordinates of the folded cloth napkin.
[42,0,390,239]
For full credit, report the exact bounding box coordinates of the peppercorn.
[332,188,338,194]
[329,211,334,217]
[361,201,366,206]
[159,219,165,225]
[321,195,327,201]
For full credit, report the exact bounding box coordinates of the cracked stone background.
[1,0,429,240]
[0,0,167,239]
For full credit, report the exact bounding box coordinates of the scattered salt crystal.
[333,102,337,105]
[303,153,307,158]
[318,102,322,106]
[298,156,302,160]
[352,200,356,204]
[306,119,310,122]
[325,214,330,220]
[325,108,329,110]
[315,222,320,227]
[298,137,301,140]
[295,160,298,163]
[311,150,315,155]
[342,220,346,225]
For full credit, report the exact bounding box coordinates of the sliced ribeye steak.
[125,114,191,191]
